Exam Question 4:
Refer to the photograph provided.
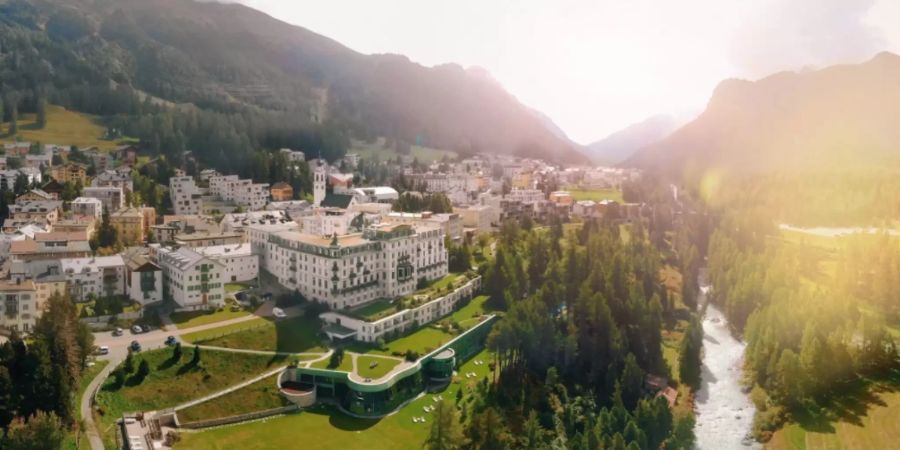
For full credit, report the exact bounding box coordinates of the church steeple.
[314,160,326,206]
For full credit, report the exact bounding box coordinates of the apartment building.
[209,175,269,211]
[49,163,88,185]
[453,205,494,233]
[0,280,38,332]
[82,186,125,213]
[16,189,55,202]
[9,260,68,314]
[71,197,104,220]
[9,232,92,262]
[122,249,163,306]
[60,255,127,301]
[110,207,154,245]
[92,169,134,194]
[255,223,447,310]
[156,246,226,311]
[8,200,62,225]
[169,176,203,215]
[507,188,545,204]
[195,243,259,283]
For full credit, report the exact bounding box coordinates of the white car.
[97,346,110,355]
[272,307,286,319]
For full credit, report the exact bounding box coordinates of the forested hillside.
[451,219,698,449]
[0,0,583,163]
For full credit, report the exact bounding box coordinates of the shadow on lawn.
[272,316,327,354]
[322,408,382,431]
[795,368,899,432]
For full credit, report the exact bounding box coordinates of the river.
[693,282,759,449]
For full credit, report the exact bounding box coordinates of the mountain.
[585,115,683,165]
[626,52,900,173]
[0,0,585,163]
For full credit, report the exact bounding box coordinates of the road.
[81,301,299,450]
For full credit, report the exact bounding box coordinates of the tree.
[92,208,119,250]
[3,411,66,450]
[424,399,466,450]
[328,348,344,368]
[13,173,29,196]
[171,342,183,363]
[8,99,17,135]
[678,316,703,390]
[521,410,545,449]
[124,349,135,373]
[137,359,150,381]
[36,97,47,129]
[774,349,803,406]
[466,407,511,450]
[666,415,695,450]
[619,353,644,410]
[191,345,201,366]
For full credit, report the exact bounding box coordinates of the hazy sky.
[221,0,900,143]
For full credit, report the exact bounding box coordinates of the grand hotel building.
[249,223,448,310]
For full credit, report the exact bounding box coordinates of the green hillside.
[0,105,120,150]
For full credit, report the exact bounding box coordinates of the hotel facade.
[250,223,448,310]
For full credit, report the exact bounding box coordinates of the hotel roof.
[196,243,254,258]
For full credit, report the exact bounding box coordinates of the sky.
[220,0,900,144]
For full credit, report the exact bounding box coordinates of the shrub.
[136,359,150,381]
[404,350,419,362]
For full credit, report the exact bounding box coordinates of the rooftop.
[158,246,218,271]
[60,255,126,273]
[0,280,36,292]
[320,194,354,209]
[195,243,254,258]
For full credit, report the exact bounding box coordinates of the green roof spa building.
[279,315,497,418]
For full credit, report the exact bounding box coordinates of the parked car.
[272,307,286,319]
[97,346,110,355]
[112,327,124,337]
[131,325,143,334]
[165,336,178,346]
[130,341,142,352]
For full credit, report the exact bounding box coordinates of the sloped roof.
[320,194,354,209]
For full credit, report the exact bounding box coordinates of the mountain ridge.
[0,0,586,163]
[584,114,684,165]
[625,52,900,174]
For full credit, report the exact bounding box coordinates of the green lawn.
[311,354,354,372]
[448,295,492,330]
[2,105,123,150]
[176,373,291,424]
[355,355,403,379]
[429,273,463,291]
[76,298,142,318]
[382,326,454,356]
[348,299,399,322]
[350,138,458,164]
[226,282,254,293]
[170,300,250,329]
[177,349,495,450]
[185,317,327,354]
[564,187,624,203]
[94,348,283,448]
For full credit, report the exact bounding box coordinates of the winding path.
[80,301,302,450]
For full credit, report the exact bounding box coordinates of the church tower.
[314,161,327,206]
